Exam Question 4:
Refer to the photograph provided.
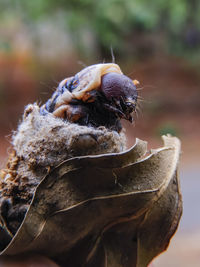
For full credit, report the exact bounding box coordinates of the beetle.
[40,63,139,132]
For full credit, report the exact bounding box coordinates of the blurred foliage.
[157,122,179,137]
[1,0,200,61]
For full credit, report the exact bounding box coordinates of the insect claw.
[128,115,133,122]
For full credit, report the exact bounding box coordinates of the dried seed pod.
[0,63,182,267]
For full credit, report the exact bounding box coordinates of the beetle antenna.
[77,61,87,68]
[135,101,143,117]
[136,87,144,91]
[110,46,115,63]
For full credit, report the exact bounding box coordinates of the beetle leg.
[112,98,123,111]
[102,103,124,117]
[53,105,69,118]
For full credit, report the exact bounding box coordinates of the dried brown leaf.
[1,136,182,267]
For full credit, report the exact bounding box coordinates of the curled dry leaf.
[1,136,182,267]
[0,63,182,266]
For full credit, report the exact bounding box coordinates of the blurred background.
[0,0,200,266]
